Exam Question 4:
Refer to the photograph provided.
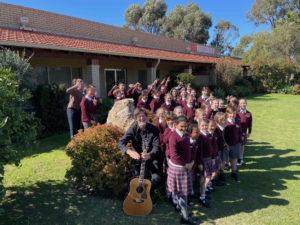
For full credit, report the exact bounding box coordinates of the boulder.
[106,98,135,132]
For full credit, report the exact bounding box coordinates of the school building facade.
[0,3,245,97]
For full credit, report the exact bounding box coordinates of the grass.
[1,94,300,225]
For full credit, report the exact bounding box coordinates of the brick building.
[0,2,245,97]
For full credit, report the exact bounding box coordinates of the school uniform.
[163,127,173,159]
[167,130,193,197]
[183,104,195,124]
[215,125,229,161]
[177,98,187,107]
[219,107,226,113]
[206,108,219,120]
[136,99,151,110]
[198,131,214,177]
[197,96,208,105]
[127,87,141,106]
[108,87,126,100]
[224,119,242,159]
[209,131,219,171]
[189,138,198,180]
[161,102,175,112]
[237,109,252,145]
[150,97,162,114]
[80,96,100,129]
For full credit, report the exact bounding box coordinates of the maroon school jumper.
[136,99,150,110]
[219,107,226,113]
[209,132,218,159]
[215,126,226,152]
[80,97,99,122]
[197,96,209,105]
[224,120,242,146]
[206,108,219,120]
[190,139,198,163]
[197,132,213,164]
[183,104,195,124]
[237,110,252,135]
[163,127,173,159]
[150,98,162,114]
[169,131,191,166]
[177,98,187,107]
[161,102,175,112]
[127,87,141,106]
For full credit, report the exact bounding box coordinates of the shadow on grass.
[2,140,299,225]
[17,133,70,160]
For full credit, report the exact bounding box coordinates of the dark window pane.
[35,67,48,85]
[116,70,126,84]
[138,70,147,89]
[105,70,115,92]
[49,67,71,87]
[72,67,82,79]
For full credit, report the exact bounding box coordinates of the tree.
[123,0,167,35]
[163,2,212,44]
[246,0,289,28]
[124,4,142,30]
[210,20,239,56]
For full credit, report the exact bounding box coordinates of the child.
[150,89,162,114]
[178,88,187,106]
[197,118,213,208]
[197,86,209,105]
[218,99,226,113]
[127,82,142,106]
[214,112,228,182]
[113,89,123,103]
[190,89,199,108]
[80,86,100,129]
[155,107,166,136]
[186,83,192,95]
[237,99,252,166]
[206,99,219,120]
[136,90,150,110]
[183,95,195,124]
[161,93,175,112]
[167,116,198,225]
[173,106,184,118]
[194,108,207,124]
[208,120,224,187]
[187,123,200,203]
[224,106,242,182]
[108,82,126,99]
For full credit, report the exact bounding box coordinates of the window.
[138,70,147,89]
[105,69,126,92]
[34,66,82,87]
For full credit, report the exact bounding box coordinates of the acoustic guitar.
[123,137,152,216]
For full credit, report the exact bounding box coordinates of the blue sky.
[2,0,269,44]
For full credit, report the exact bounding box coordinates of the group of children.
[109,78,252,224]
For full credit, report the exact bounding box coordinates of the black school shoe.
[231,172,240,182]
[212,179,225,186]
[224,163,230,171]
[218,172,226,182]
[199,197,211,208]
[180,216,199,225]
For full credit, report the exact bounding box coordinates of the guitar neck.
[139,137,148,186]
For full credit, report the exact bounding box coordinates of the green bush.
[97,98,114,124]
[213,87,226,99]
[176,73,195,85]
[65,124,132,195]
[229,85,252,97]
[0,48,34,89]
[277,84,294,94]
[0,69,38,213]
[32,84,69,137]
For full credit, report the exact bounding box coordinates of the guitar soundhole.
[136,186,144,194]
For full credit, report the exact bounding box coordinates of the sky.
[1,0,269,44]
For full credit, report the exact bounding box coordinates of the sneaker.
[208,185,215,192]
[199,197,211,208]
[240,159,246,166]
[224,163,230,171]
[212,179,225,186]
[231,172,240,182]
[180,216,199,225]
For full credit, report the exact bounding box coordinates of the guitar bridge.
[133,199,144,203]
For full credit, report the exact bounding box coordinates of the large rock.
[106,98,135,132]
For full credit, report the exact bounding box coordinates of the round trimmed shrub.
[65,124,132,195]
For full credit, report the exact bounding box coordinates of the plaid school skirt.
[202,157,213,177]
[167,160,193,197]
[213,155,221,172]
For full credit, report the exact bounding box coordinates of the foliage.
[213,87,226,99]
[124,1,212,44]
[0,48,35,89]
[276,84,294,94]
[248,58,298,91]
[97,98,114,124]
[215,58,243,90]
[210,20,239,56]
[0,68,38,213]
[65,124,132,195]
[163,2,212,44]
[176,73,195,85]
[124,0,167,35]
[293,84,300,94]
[229,85,253,97]
[32,84,69,137]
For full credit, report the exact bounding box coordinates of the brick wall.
[0,2,216,55]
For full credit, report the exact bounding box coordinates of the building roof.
[0,28,245,66]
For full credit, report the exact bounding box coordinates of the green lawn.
[1,94,300,225]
